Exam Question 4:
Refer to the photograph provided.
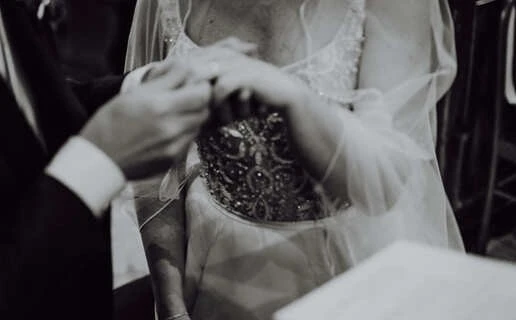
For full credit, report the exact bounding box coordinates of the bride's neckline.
[174,0,353,71]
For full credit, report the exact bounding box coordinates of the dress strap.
[291,0,365,108]
[299,0,314,58]
[298,0,365,61]
[158,0,186,47]
[181,0,193,32]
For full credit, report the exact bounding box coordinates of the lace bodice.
[159,0,365,222]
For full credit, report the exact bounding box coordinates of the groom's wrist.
[45,136,126,218]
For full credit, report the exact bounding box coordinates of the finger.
[142,61,175,82]
[167,108,210,131]
[212,71,250,104]
[230,89,252,120]
[186,60,226,84]
[215,74,277,117]
[212,37,258,56]
[159,81,212,114]
[145,62,190,90]
[147,50,232,86]
[213,61,293,111]
[185,52,246,83]
[213,37,251,48]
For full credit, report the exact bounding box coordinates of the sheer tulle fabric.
[122,0,464,318]
[125,0,164,71]
[339,0,463,253]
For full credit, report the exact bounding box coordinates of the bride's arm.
[287,0,455,212]
[285,0,433,204]
[136,186,189,319]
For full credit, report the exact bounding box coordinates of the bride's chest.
[183,0,348,67]
[188,3,303,63]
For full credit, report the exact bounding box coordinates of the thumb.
[144,61,190,90]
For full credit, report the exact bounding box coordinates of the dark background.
[54,0,137,81]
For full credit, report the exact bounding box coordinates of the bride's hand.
[209,54,314,116]
[200,53,351,198]
[144,37,258,84]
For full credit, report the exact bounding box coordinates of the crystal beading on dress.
[198,112,329,222]
[158,0,365,222]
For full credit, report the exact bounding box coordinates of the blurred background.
[51,0,516,268]
[52,0,137,81]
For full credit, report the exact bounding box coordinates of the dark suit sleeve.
[70,74,126,115]
[0,173,112,320]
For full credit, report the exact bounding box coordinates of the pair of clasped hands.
[80,38,311,182]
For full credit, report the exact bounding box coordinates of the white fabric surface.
[275,241,513,320]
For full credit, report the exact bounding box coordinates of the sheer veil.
[328,0,464,260]
[125,0,162,71]
[124,0,464,263]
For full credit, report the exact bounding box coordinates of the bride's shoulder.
[359,0,450,90]
[364,0,433,47]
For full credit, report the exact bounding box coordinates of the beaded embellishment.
[197,113,328,222]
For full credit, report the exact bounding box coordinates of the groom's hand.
[142,37,258,83]
[80,63,211,180]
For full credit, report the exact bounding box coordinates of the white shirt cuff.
[121,63,157,93]
[45,137,126,218]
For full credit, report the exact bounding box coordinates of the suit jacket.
[55,0,138,80]
[0,1,124,318]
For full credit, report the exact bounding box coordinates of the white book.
[274,241,516,320]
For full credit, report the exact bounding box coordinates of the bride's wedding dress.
[122,0,464,318]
